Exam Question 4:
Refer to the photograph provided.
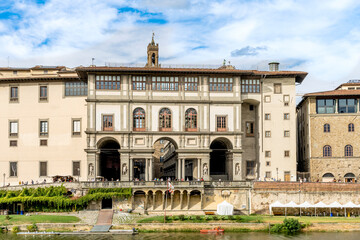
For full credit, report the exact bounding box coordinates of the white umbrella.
[284,201,299,217]
[269,201,285,215]
[298,201,313,217]
[328,201,342,216]
[344,201,357,217]
[314,201,328,216]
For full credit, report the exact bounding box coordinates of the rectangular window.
[40,121,48,136]
[265,131,271,137]
[10,87,18,102]
[265,114,271,120]
[209,77,233,91]
[72,119,81,136]
[216,116,227,132]
[264,95,271,103]
[65,81,88,96]
[10,162,17,177]
[9,140,17,147]
[103,115,114,131]
[316,99,335,114]
[284,95,290,106]
[132,76,146,90]
[265,171,271,178]
[73,161,80,176]
[274,83,282,94]
[40,162,47,176]
[338,99,357,113]
[9,121,18,137]
[184,77,198,91]
[265,151,271,157]
[96,75,121,90]
[39,86,48,101]
[284,150,290,157]
[266,162,271,167]
[40,139,48,146]
[246,122,254,137]
[284,113,290,120]
[13,70,17,75]
[151,76,179,91]
[246,161,255,176]
[241,79,260,93]
[284,130,290,137]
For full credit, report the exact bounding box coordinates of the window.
[345,145,353,157]
[265,151,271,157]
[152,76,179,91]
[185,108,197,131]
[65,82,87,96]
[159,108,172,131]
[264,95,271,103]
[9,140,17,147]
[265,171,272,178]
[349,123,355,132]
[39,86,48,101]
[246,122,254,137]
[266,162,271,167]
[324,123,330,132]
[265,131,271,137]
[9,121,18,137]
[40,139,48,146]
[133,108,146,131]
[323,145,332,157]
[284,130,290,137]
[40,121,48,136]
[40,162,47,176]
[13,70,17,75]
[10,162,17,177]
[274,83,282,94]
[283,95,290,106]
[72,119,81,136]
[73,161,80,176]
[96,75,121,90]
[184,77,198,91]
[103,115,114,131]
[216,116,227,132]
[132,76,146,90]
[284,150,290,157]
[44,70,48,74]
[246,161,255,176]
[265,114,271,120]
[209,77,233,91]
[284,113,290,120]
[10,87,18,102]
[241,79,260,93]
[249,105,254,111]
[317,99,335,114]
[338,99,357,113]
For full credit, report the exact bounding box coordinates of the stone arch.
[147,190,154,209]
[344,173,356,183]
[153,137,179,150]
[133,190,146,210]
[172,190,181,210]
[210,137,233,180]
[182,190,189,210]
[97,137,120,181]
[189,190,201,210]
[97,137,120,149]
[322,173,334,182]
[154,190,163,210]
[152,137,179,179]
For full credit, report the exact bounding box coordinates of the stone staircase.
[90,209,113,233]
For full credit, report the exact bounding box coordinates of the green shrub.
[212,215,219,220]
[0,228,3,234]
[178,215,185,221]
[205,216,212,221]
[26,223,38,232]
[228,215,235,220]
[5,215,11,220]
[283,218,301,234]
[12,226,19,233]
[195,215,202,220]
[270,224,284,233]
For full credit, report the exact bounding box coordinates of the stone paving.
[39,210,99,225]
[112,211,144,224]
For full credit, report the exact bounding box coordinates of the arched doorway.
[344,173,355,183]
[210,138,232,181]
[99,139,120,181]
[322,173,334,182]
[152,137,178,180]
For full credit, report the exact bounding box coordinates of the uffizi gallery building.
[0,37,307,185]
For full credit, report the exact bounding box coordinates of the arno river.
[1,232,360,240]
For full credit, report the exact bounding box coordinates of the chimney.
[268,62,279,71]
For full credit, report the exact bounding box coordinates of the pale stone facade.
[0,39,307,185]
[297,81,360,182]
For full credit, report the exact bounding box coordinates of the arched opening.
[133,107,145,131]
[185,108,197,131]
[152,137,178,180]
[189,190,201,210]
[133,190,146,210]
[322,173,334,182]
[344,173,355,183]
[210,138,232,181]
[99,139,120,181]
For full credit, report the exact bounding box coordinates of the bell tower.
[146,33,159,67]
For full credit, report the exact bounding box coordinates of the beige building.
[297,80,360,182]
[0,37,307,185]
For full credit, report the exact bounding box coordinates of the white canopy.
[269,201,285,214]
[343,201,358,208]
[314,201,328,208]
[328,201,342,209]
[217,200,234,215]
[284,201,299,208]
[299,201,312,208]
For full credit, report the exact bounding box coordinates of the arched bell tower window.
[159,108,171,131]
[185,108,197,131]
[146,33,159,67]
[133,108,145,131]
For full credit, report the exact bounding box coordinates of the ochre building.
[0,37,307,185]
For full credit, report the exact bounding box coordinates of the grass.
[262,216,360,224]
[0,215,80,226]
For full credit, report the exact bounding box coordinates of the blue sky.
[1,0,360,94]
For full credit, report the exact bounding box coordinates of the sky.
[1,0,360,94]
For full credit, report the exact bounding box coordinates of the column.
[149,158,153,181]
[144,193,148,210]
[95,152,100,178]
[200,192,203,210]
[170,193,174,210]
[177,159,181,180]
[182,158,185,180]
[131,194,135,210]
[187,192,190,210]
[197,158,201,179]
[162,192,166,210]
[129,158,133,181]
[180,192,183,210]
[145,158,149,181]
[152,194,156,210]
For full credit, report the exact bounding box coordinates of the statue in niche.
[88,163,94,176]
[235,163,240,175]
[122,163,128,175]
[203,163,208,176]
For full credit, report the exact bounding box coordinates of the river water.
[1,232,360,240]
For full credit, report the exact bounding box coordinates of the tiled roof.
[0,75,79,82]
[304,89,360,97]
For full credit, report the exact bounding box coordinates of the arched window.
[324,123,330,132]
[323,145,332,157]
[348,123,354,132]
[133,108,145,131]
[185,108,197,131]
[159,108,171,131]
[345,145,353,157]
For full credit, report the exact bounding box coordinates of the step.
[90,225,112,232]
